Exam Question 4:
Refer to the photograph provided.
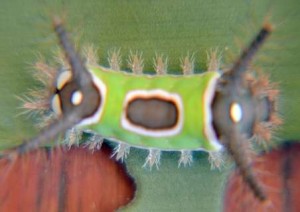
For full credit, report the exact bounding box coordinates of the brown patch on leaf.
[0,145,135,212]
[223,142,300,212]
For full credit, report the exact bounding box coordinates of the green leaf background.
[0,0,299,211]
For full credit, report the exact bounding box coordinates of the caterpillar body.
[5,19,280,203]
[52,65,222,165]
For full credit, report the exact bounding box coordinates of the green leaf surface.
[0,0,299,211]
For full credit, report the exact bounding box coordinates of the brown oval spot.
[126,97,178,130]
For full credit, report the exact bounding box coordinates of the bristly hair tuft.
[249,71,281,145]
[20,58,58,127]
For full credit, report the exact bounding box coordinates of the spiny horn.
[227,23,273,83]
[222,125,267,202]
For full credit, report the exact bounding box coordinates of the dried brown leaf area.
[224,143,300,212]
[0,145,135,212]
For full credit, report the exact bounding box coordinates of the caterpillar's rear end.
[212,23,281,202]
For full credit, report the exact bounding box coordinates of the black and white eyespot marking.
[51,71,107,126]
